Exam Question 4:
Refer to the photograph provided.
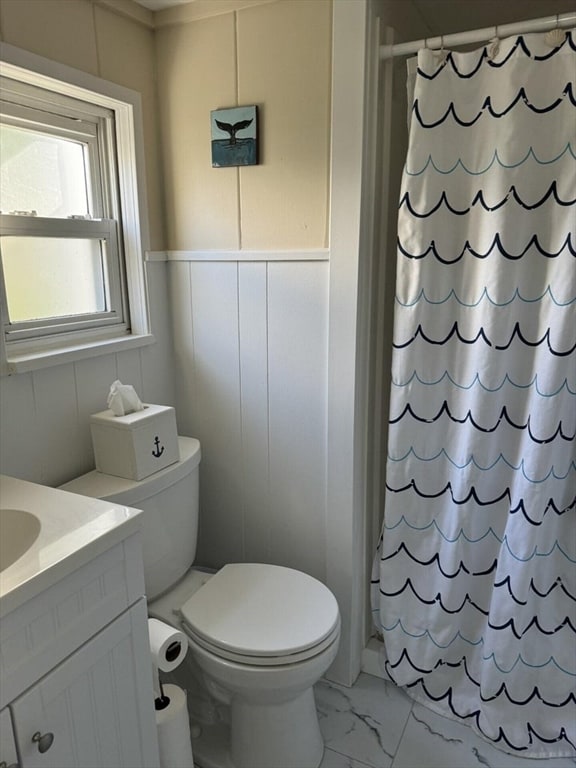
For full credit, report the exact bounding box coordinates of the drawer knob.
[32,731,54,753]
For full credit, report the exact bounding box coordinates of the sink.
[0,475,142,616]
[0,508,41,572]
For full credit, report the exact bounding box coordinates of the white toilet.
[61,436,340,768]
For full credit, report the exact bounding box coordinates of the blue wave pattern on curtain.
[371,30,576,758]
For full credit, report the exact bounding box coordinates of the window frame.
[0,42,152,375]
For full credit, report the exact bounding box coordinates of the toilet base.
[190,690,324,768]
[163,657,326,768]
[231,686,323,768]
[189,722,234,768]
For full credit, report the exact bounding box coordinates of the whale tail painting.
[211,106,258,167]
[215,118,253,146]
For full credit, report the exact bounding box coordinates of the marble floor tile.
[319,747,375,767]
[315,673,413,767]
[391,700,576,768]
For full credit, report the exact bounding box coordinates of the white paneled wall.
[0,263,176,487]
[238,263,270,563]
[169,257,329,583]
[267,263,328,578]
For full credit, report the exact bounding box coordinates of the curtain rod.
[379,11,576,60]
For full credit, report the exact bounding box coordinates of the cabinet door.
[11,599,159,768]
[0,706,19,767]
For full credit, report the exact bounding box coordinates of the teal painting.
[211,105,258,167]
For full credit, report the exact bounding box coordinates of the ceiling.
[131,0,575,32]
[409,0,575,36]
[133,0,191,10]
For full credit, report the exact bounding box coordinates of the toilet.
[61,436,340,768]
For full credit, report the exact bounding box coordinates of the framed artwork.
[211,105,258,167]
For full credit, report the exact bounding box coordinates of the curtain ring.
[436,34,448,61]
[545,16,565,46]
[488,27,500,60]
[432,34,446,61]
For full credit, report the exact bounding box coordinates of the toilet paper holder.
[148,618,188,705]
[148,621,194,766]
[154,645,182,712]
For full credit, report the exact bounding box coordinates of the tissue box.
[90,404,179,480]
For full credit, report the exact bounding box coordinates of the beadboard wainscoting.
[168,252,329,583]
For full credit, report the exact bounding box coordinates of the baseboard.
[361,636,392,681]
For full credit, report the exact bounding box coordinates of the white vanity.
[0,475,160,768]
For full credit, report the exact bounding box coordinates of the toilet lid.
[180,563,339,659]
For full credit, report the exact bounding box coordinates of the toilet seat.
[181,614,341,666]
[179,563,340,666]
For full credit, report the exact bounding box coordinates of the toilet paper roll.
[156,684,194,768]
[149,618,188,673]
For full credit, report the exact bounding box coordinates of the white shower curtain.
[371,30,575,758]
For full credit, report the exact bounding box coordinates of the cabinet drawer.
[0,534,145,707]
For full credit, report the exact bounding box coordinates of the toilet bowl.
[151,563,339,768]
[61,436,340,768]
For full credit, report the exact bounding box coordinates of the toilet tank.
[61,436,201,600]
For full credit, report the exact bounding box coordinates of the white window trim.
[0,42,153,375]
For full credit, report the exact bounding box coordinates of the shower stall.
[351,3,575,759]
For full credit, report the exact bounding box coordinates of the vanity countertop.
[0,474,142,617]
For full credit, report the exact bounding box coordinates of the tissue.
[107,379,144,416]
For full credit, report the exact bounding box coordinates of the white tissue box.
[90,404,179,480]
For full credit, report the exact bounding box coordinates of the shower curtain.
[371,29,575,758]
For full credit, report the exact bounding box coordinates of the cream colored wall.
[156,0,332,250]
[0,0,165,249]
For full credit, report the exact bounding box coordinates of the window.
[0,44,151,373]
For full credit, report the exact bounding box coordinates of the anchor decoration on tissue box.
[90,388,179,480]
[152,436,165,459]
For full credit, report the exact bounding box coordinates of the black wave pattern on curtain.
[370,29,576,758]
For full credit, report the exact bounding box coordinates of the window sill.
[3,333,155,375]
